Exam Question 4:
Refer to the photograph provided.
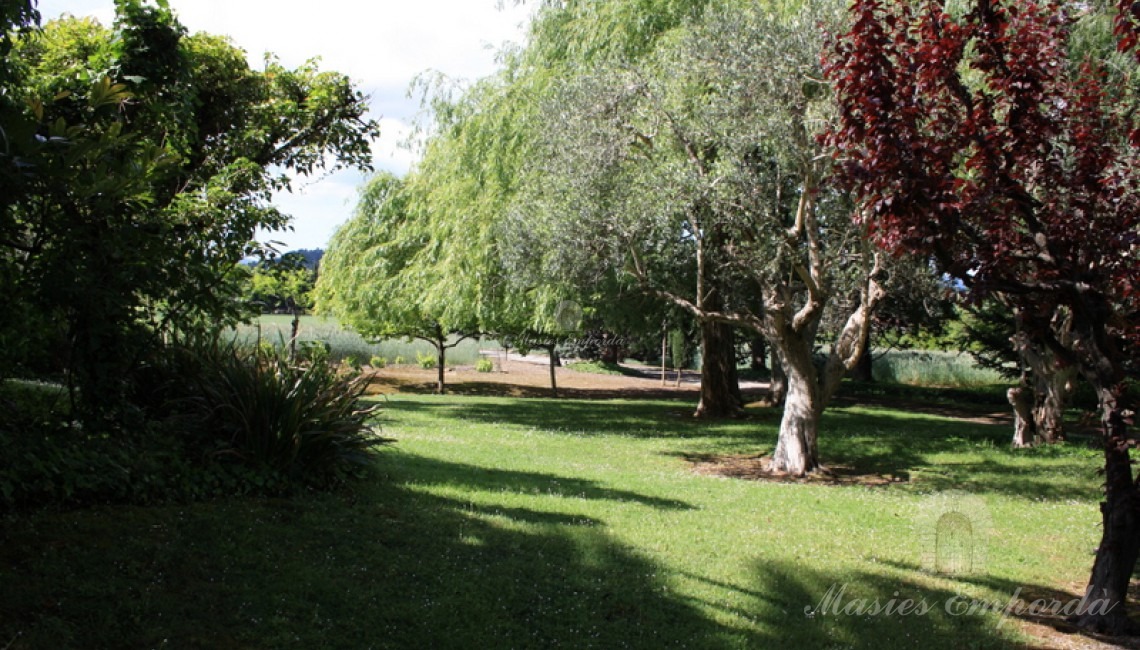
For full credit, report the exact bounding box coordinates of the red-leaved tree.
[827,0,1140,634]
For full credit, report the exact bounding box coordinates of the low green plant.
[566,360,626,375]
[394,355,406,365]
[370,355,387,368]
[416,351,437,369]
[296,339,331,365]
[475,357,494,373]
[344,353,364,371]
[873,349,1005,387]
[184,346,388,485]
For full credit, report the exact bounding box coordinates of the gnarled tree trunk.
[1073,327,1140,634]
[1007,385,1036,448]
[770,340,822,475]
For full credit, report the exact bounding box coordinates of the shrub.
[370,355,387,368]
[393,356,406,365]
[343,353,364,371]
[416,351,437,369]
[296,340,330,365]
[183,346,388,486]
[475,357,494,373]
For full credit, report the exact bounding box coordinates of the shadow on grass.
[733,558,1087,649]
[0,465,714,649]
[0,456,1051,650]
[389,451,695,511]
[388,395,773,440]
[387,396,1099,502]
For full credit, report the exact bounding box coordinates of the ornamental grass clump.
[185,343,387,486]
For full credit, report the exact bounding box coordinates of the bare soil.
[362,355,772,401]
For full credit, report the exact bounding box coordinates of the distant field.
[872,349,1006,388]
[235,317,1005,389]
[232,315,493,365]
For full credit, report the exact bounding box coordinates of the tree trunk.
[770,348,821,475]
[749,336,768,372]
[768,354,788,406]
[547,344,559,398]
[289,305,300,362]
[435,339,446,395]
[1073,385,1140,634]
[1007,385,1036,448]
[600,343,619,364]
[694,320,742,418]
[1032,365,1076,444]
[849,326,874,382]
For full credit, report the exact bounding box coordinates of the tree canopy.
[1,1,378,420]
[827,0,1140,633]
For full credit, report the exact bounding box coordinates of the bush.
[416,351,437,369]
[370,355,387,368]
[343,353,364,371]
[182,345,388,486]
[393,356,406,365]
[475,357,494,373]
[297,340,330,365]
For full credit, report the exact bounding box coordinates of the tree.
[827,0,1140,633]
[316,173,480,395]
[242,252,317,359]
[518,0,884,473]
[3,2,377,420]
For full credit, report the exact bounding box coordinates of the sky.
[37,0,534,251]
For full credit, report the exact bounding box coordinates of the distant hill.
[243,248,324,269]
[289,249,324,270]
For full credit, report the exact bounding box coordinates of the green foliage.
[296,340,331,366]
[170,342,387,486]
[416,351,438,369]
[475,357,494,373]
[565,360,625,375]
[2,5,377,425]
[394,356,407,365]
[669,328,692,370]
[872,350,1007,388]
[343,353,364,371]
[241,252,317,314]
[370,355,387,369]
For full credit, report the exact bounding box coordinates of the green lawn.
[0,394,1104,648]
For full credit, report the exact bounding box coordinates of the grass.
[872,349,1007,387]
[0,392,1105,648]
[232,315,494,365]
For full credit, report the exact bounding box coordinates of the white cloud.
[37,0,533,250]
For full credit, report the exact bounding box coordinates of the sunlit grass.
[0,394,1103,648]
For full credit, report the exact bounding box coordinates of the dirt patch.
[362,356,772,401]
[683,452,909,487]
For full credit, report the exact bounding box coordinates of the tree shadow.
[385,396,1099,502]
[0,460,737,649]
[387,451,695,511]
[729,558,1054,648]
[386,395,773,441]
